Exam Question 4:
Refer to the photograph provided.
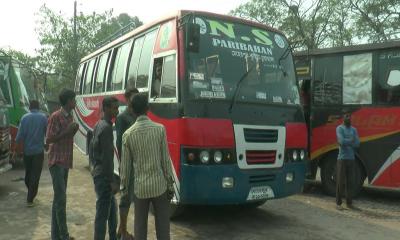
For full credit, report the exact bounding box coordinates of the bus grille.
[249,174,276,184]
[244,128,278,143]
[246,150,276,165]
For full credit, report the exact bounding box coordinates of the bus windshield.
[14,63,49,112]
[186,16,300,105]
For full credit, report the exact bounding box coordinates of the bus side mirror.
[186,23,200,53]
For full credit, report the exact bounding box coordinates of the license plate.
[247,186,275,201]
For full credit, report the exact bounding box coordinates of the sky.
[0,0,250,55]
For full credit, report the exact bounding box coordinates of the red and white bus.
[295,41,400,196]
[74,10,307,211]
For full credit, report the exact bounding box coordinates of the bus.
[74,10,307,213]
[0,89,11,174]
[0,53,49,152]
[295,41,400,196]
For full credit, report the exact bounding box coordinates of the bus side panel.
[311,106,400,187]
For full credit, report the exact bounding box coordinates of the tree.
[35,5,142,88]
[349,0,400,42]
[230,0,355,50]
[0,48,38,69]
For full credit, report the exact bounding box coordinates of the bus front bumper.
[179,162,306,205]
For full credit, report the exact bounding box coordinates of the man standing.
[120,93,174,240]
[116,87,138,240]
[46,89,79,240]
[336,110,360,210]
[90,97,119,240]
[115,87,139,159]
[14,100,47,207]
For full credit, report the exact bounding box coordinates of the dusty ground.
[0,148,399,240]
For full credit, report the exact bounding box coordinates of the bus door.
[309,55,343,160]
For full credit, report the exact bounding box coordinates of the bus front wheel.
[320,155,365,197]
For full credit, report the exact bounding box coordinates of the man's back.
[16,110,47,155]
[116,109,136,157]
[90,118,114,180]
[122,115,172,199]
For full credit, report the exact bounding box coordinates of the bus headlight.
[200,150,210,164]
[292,150,298,161]
[214,151,223,163]
[300,150,306,161]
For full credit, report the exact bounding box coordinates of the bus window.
[75,64,85,93]
[312,56,342,105]
[206,55,221,78]
[160,55,177,98]
[126,37,145,88]
[377,50,400,104]
[83,59,96,94]
[387,70,400,86]
[0,60,12,105]
[151,58,163,97]
[342,53,372,105]
[151,55,177,99]
[136,30,157,88]
[13,64,30,108]
[94,52,110,93]
[108,40,132,91]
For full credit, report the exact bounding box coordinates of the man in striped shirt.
[119,93,174,240]
[46,89,78,240]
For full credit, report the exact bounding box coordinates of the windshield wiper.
[228,65,255,113]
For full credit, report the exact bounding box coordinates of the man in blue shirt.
[336,110,360,210]
[15,100,47,207]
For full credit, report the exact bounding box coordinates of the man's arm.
[336,126,353,146]
[353,128,360,148]
[115,115,123,159]
[46,116,78,144]
[118,133,133,235]
[160,127,174,190]
[13,118,26,159]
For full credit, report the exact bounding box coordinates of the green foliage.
[35,4,142,89]
[349,0,400,42]
[230,0,399,50]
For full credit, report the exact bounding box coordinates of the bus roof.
[294,40,400,57]
[81,9,284,63]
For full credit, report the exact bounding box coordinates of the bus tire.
[320,155,366,198]
[320,155,337,197]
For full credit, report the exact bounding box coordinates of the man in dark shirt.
[90,96,119,240]
[115,87,139,159]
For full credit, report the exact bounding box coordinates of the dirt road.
[1,148,399,240]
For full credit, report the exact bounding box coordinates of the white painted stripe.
[76,97,94,117]
[371,146,400,184]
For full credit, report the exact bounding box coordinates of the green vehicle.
[0,89,11,174]
[0,53,49,154]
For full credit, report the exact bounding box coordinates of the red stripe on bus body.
[285,123,307,149]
